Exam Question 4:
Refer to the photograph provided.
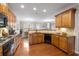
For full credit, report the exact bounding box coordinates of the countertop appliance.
[8,26,15,35]
[0,13,8,27]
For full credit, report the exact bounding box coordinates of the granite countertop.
[28,30,75,37]
[28,30,59,34]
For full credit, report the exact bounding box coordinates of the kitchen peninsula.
[29,29,75,55]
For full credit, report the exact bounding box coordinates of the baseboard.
[74,51,79,56]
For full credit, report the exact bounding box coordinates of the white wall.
[74,4,79,54]
[15,18,20,34]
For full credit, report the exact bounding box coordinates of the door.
[0,46,2,56]
[51,34,59,47]
[55,14,62,27]
[59,37,68,52]
[62,11,71,27]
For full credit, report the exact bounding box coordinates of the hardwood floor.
[14,39,68,56]
[29,44,67,56]
[14,39,29,56]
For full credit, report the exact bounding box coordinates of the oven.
[3,38,14,56]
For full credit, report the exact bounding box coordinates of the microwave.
[0,13,8,27]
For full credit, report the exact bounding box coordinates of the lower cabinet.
[59,37,68,52]
[14,34,22,53]
[0,46,2,56]
[51,34,75,55]
[59,36,75,54]
[29,33,44,45]
[51,34,59,47]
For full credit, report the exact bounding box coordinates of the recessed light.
[43,9,47,12]
[20,4,24,8]
[33,7,37,11]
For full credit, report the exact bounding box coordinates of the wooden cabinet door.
[51,35,59,47]
[29,33,44,45]
[59,37,68,52]
[62,11,70,27]
[0,4,4,13]
[29,34,36,45]
[0,4,8,15]
[29,34,32,45]
[37,34,44,43]
[55,14,62,27]
[32,34,36,44]
[55,9,75,28]
[33,33,44,44]
[0,46,2,56]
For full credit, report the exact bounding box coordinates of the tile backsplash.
[0,27,8,37]
[56,28,75,35]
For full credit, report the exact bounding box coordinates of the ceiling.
[8,3,76,22]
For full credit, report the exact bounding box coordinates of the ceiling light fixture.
[33,7,37,11]
[43,9,47,13]
[20,4,24,8]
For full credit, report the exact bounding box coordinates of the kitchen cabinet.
[59,36,68,52]
[7,9,16,27]
[37,33,44,43]
[14,34,22,53]
[0,46,2,56]
[29,33,44,45]
[0,3,16,28]
[29,34,33,45]
[55,8,76,28]
[51,34,75,55]
[0,4,8,16]
[55,14,62,27]
[59,36,75,55]
[51,34,59,47]
[0,4,4,13]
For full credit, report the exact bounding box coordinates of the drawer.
[0,47,2,52]
[0,53,2,56]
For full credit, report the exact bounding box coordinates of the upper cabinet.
[55,14,62,27]
[55,8,76,28]
[0,3,16,28]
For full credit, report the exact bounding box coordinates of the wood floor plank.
[14,40,67,56]
[29,44,67,56]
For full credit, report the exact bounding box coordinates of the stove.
[0,38,6,43]
[0,36,14,56]
[0,36,12,43]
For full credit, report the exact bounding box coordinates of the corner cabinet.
[51,34,75,55]
[59,36,68,53]
[59,36,75,55]
[55,8,76,28]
